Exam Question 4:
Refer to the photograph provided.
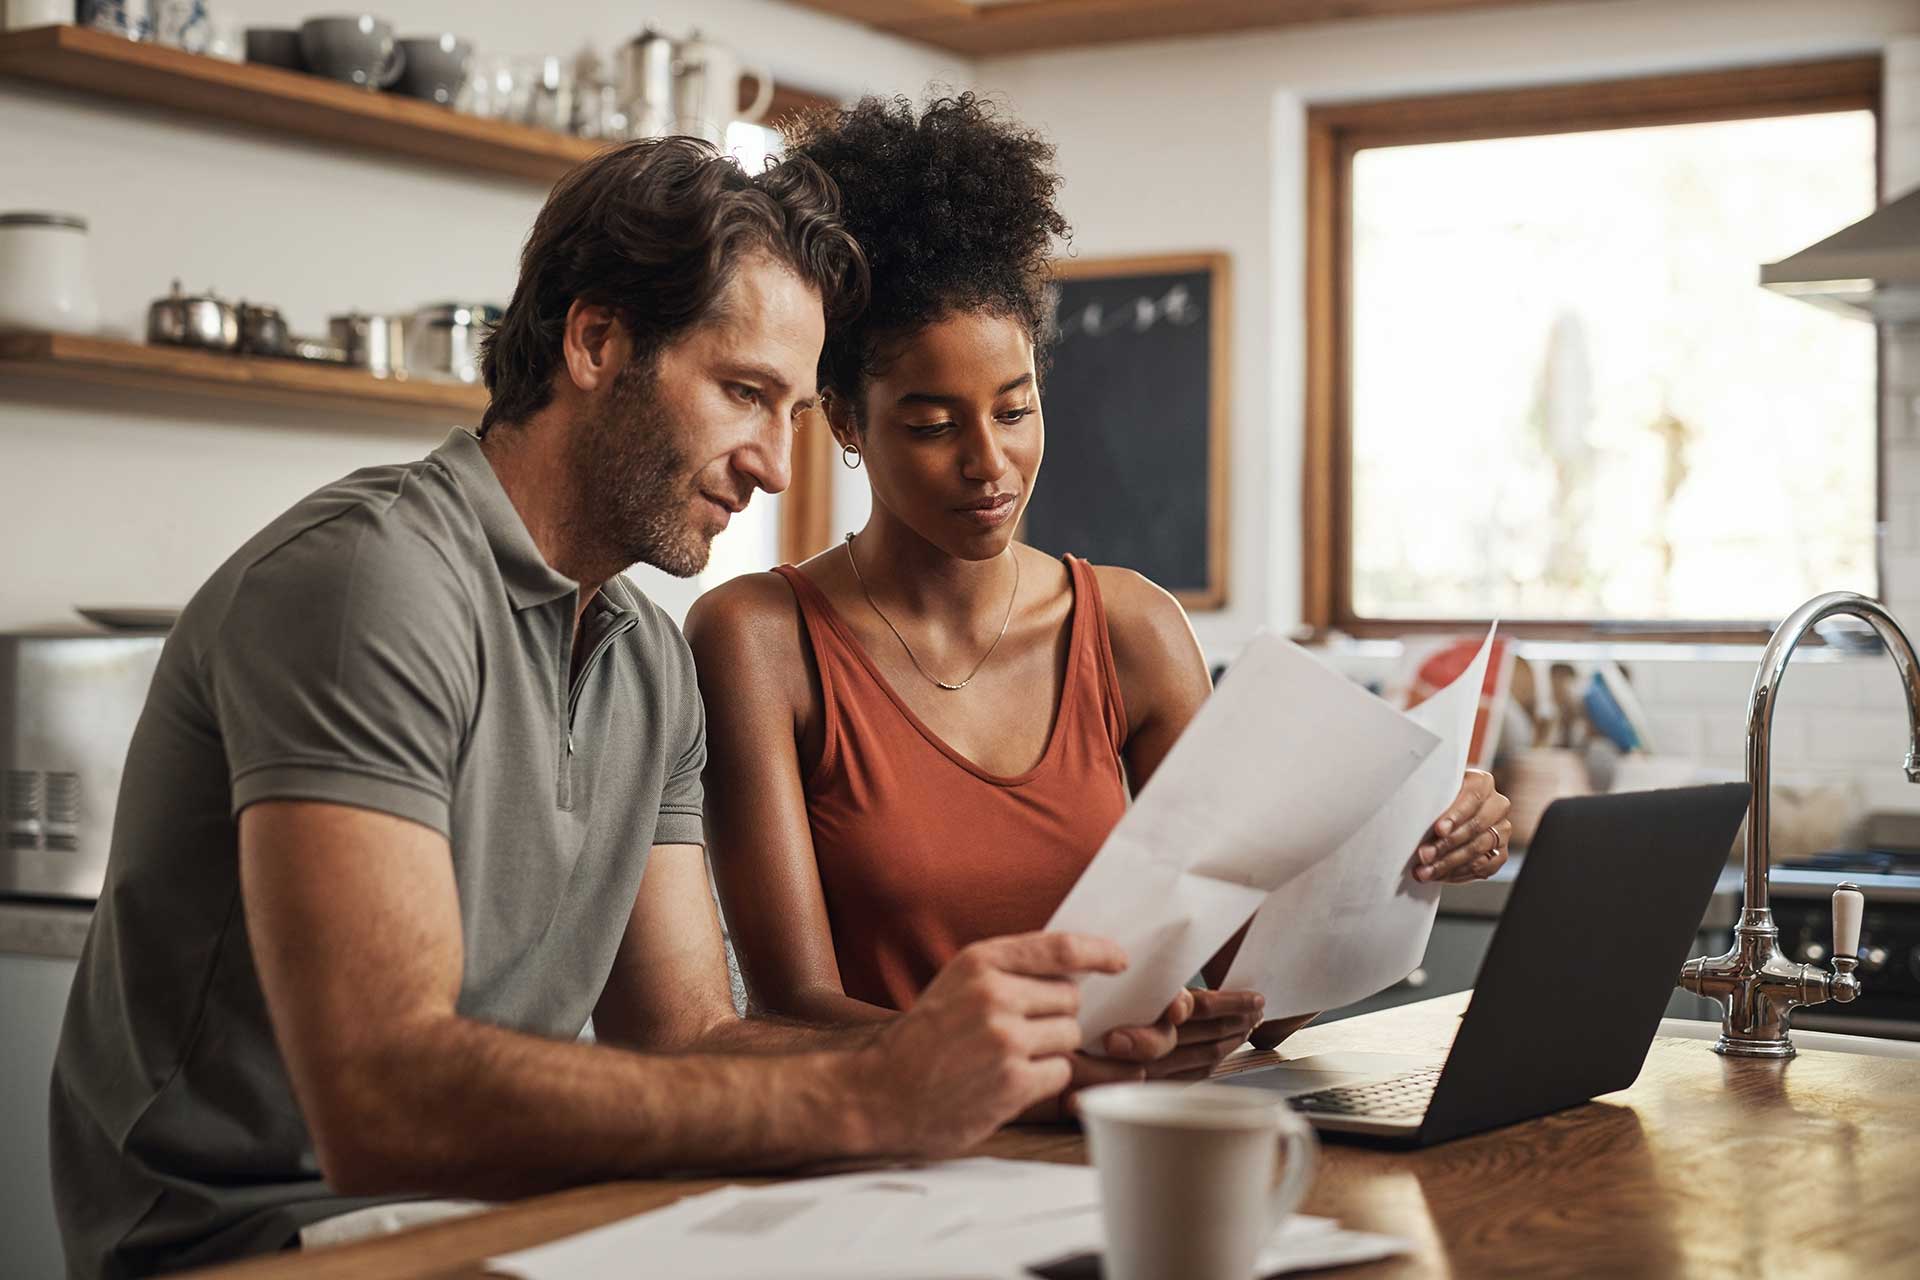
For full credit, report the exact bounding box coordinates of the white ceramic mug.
[6,0,79,31]
[672,33,772,145]
[1078,1082,1318,1280]
[0,212,100,335]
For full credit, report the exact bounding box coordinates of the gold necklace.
[844,532,1019,692]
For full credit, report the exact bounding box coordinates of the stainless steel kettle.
[621,27,677,139]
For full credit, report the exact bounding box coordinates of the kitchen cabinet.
[0,902,89,1280]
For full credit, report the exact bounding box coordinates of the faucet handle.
[1832,881,1864,959]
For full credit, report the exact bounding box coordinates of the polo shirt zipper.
[561,610,640,797]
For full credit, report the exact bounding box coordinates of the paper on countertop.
[488,1159,1092,1280]
[487,1157,1411,1280]
[1224,624,1499,1017]
[488,1182,955,1279]
[1045,633,1441,1044]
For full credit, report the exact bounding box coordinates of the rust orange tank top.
[773,557,1130,1012]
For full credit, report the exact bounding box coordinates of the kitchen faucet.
[1677,591,1920,1057]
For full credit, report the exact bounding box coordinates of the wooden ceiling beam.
[785,0,1596,57]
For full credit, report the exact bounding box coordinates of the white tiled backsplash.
[1319,639,1920,826]
[1880,40,1920,617]
[1885,322,1920,615]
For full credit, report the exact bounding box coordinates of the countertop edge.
[0,898,93,959]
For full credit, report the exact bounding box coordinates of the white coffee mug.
[672,33,772,145]
[1078,1082,1318,1280]
[6,0,79,31]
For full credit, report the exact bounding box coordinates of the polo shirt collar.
[432,428,579,611]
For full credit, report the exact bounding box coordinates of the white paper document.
[1224,624,1499,1017]
[488,1158,1410,1280]
[1044,633,1441,1044]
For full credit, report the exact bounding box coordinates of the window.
[1304,59,1882,637]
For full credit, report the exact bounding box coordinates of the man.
[50,139,1159,1279]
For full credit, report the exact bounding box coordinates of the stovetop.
[1781,849,1920,877]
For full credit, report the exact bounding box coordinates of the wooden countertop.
[180,993,1920,1278]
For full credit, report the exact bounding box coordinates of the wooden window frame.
[782,414,839,565]
[1302,57,1884,643]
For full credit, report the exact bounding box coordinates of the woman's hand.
[1073,987,1266,1089]
[1248,1012,1318,1052]
[1094,988,1264,1082]
[1016,989,1199,1122]
[1413,769,1513,884]
[1137,988,1267,1080]
[1027,986,1269,1120]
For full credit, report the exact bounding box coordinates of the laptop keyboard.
[1289,1067,1444,1119]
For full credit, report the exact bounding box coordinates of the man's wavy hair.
[480,136,868,433]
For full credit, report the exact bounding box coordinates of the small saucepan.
[406,301,502,383]
[329,311,408,379]
[237,302,290,357]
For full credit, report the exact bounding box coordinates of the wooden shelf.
[0,331,487,423]
[0,24,606,183]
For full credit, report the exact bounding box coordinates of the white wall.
[10,0,1920,811]
[0,0,971,629]
[975,0,1920,657]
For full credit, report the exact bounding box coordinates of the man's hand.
[1413,769,1513,884]
[853,932,1125,1156]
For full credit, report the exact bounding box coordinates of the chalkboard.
[1024,253,1229,610]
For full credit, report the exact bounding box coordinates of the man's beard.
[572,354,714,579]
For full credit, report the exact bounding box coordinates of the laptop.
[1218,783,1749,1147]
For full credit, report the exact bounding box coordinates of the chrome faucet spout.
[1744,592,1920,913]
[1680,591,1918,1058]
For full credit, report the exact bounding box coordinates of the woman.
[685,95,1510,1103]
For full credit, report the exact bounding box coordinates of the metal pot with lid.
[237,302,291,357]
[406,302,501,384]
[0,211,101,335]
[329,311,408,379]
[148,280,239,350]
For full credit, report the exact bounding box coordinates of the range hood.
[1761,186,1920,323]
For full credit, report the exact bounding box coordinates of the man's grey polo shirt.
[50,428,705,1278]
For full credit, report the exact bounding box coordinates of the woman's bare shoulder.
[685,570,801,644]
[683,572,812,707]
[1086,563,1195,654]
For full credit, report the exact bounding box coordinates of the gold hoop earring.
[841,445,862,470]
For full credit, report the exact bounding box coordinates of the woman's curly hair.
[783,92,1070,424]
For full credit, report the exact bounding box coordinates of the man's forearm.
[689,1006,890,1054]
[317,1014,891,1200]
[727,983,899,1042]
